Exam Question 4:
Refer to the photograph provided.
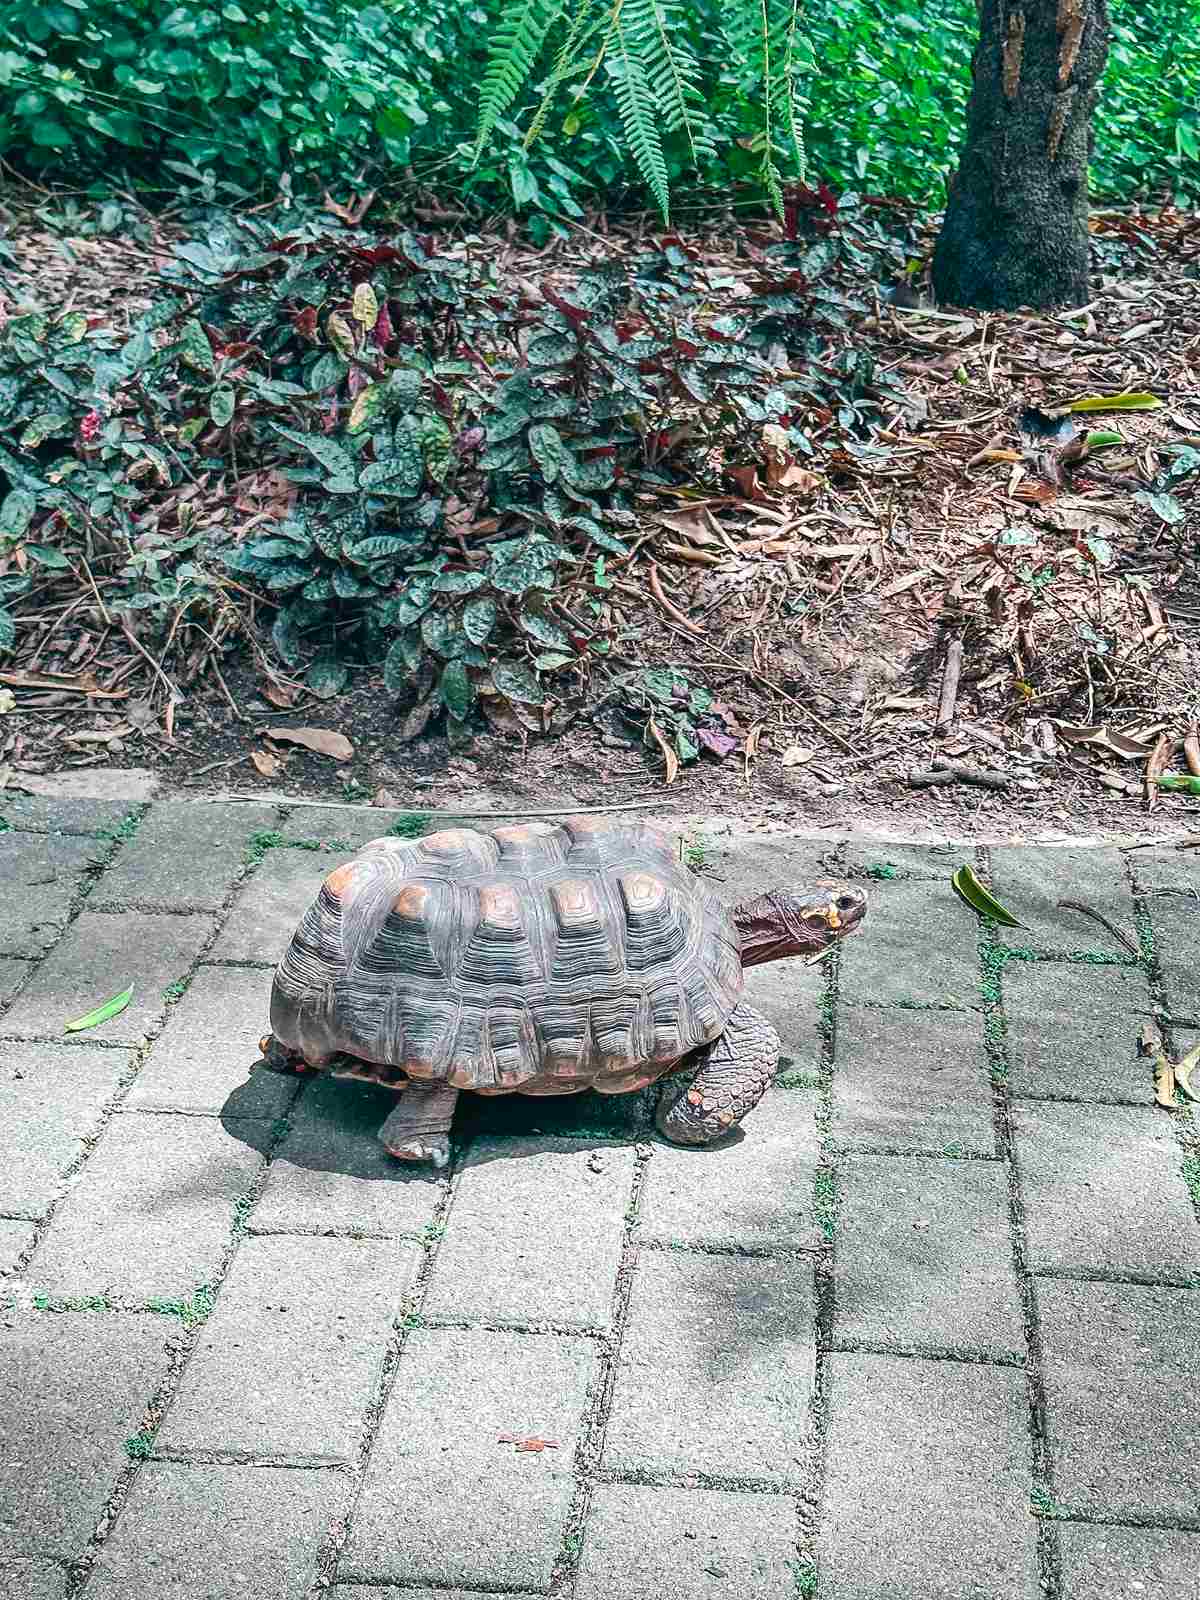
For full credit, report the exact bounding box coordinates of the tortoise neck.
[733,894,797,968]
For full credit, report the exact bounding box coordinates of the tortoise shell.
[269,816,743,1096]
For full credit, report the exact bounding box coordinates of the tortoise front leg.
[656,1002,780,1146]
[379,1081,459,1169]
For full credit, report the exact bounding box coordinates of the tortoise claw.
[384,1134,451,1169]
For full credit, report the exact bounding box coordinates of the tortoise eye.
[836,894,859,912]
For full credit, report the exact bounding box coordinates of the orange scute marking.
[422,828,479,855]
[492,823,537,846]
[391,884,430,919]
[550,878,596,922]
[478,883,521,928]
[322,862,358,898]
[620,871,667,912]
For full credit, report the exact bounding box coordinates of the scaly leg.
[379,1081,459,1169]
[656,1002,780,1146]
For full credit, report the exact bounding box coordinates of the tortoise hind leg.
[656,1002,779,1146]
[380,1081,459,1169]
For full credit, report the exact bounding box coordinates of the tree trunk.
[932,0,1110,310]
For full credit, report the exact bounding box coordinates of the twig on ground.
[217,794,678,816]
[1056,899,1139,956]
[935,636,964,731]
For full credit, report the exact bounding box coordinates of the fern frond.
[473,0,565,163]
[771,0,806,181]
[524,0,601,149]
[610,0,671,221]
[639,0,705,164]
[720,0,806,215]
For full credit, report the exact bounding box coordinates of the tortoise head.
[733,880,868,967]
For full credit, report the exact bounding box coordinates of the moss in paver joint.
[1182,1153,1200,1211]
[1029,1482,1069,1519]
[123,1429,155,1460]
[98,810,142,843]
[32,1292,113,1312]
[678,832,710,874]
[813,1166,838,1243]
[144,1284,215,1326]
[246,828,283,863]
[793,1556,818,1598]
[777,1068,822,1090]
[388,813,431,840]
[862,861,899,879]
[162,977,190,1003]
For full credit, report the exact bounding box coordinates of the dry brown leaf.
[648,717,679,785]
[1153,1054,1177,1109]
[657,506,722,547]
[1055,723,1157,760]
[398,697,437,743]
[661,541,722,566]
[372,787,398,808]
[250,749,284,779]
[1174,1044,1200,1103]
[776,464,821,493]
[781,744,815,766]
[878,570,929,599]
[264,726,354,762]
[261,677,300,710]
[725,464,771,503]
[1145,732,1172,809]
[497,1434,559,1453]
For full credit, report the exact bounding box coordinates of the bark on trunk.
[932,0,1110,310]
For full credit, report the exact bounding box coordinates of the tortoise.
[258,817,867,1166]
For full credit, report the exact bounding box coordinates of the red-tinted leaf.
[697,728,738,758]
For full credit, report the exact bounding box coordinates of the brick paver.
[1014,1100,1200,1279]
[0,1221,34,1276]
[212,847,329,963]
[819,1353,1040,1598]
[249,1075,443,1237]
[341,1328,595,1590]
[160,1233,419,1458]
[1038,1279,1200,1520]
[576,1483,798,1599]
[0,795,136,834]
[0,1556,67,1600]
[0,1043,131,1215]
[832,1005,997,1154]
[1,911,216,1044]
[837,878,981,1006]
[0,1313,170,1560]
[0,960,32,1008]
[0,831,106,957]
[604,1250,814,1481]
[1056,1523,1200,1600]
[1002,959,1155,1101]
[640,1088,822,1250]
[126,964,293,1118]
[2,806,1198,1597]
[989,846,1136,954]
[85,1462,331,1598]
[28,1111,264,1299]
[90,801,276,911]
[835,1154,1024,1355]
[425,1136,633,1329]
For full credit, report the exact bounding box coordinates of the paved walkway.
[0,796,1197,1600]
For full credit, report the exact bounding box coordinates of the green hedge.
[1,0,1196,209]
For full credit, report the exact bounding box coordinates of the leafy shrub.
[0,195,911,750]
[0,0,1194,213]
